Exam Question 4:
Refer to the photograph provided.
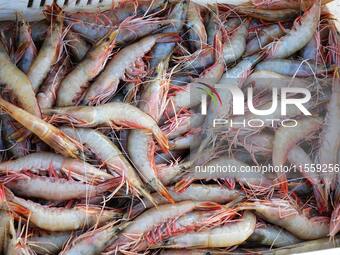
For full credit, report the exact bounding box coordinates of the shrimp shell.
[272,117,322,192]
[83,33,179,106]
[43,102,169,152]
[222,20,249,64]
[5,174,116,201]
[56,30,119,107]
[16,18,37,73]
[240,199,330,240]
[5,189,121,231]
[0,97,83,159]
[266,1,321,59]
[160,211,256,248]
[0,152,113,183]
[0,42,41,117]
[61,127,155,204]
[27,4,64,92]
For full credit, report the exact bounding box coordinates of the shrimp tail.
[152,127,169,153]
[155,179,175,204]
[7,201,30,217]
[174,176,194,192]
[156,33,181,43]
[196,201,222,211]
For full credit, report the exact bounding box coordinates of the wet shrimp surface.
[0,0,340,254]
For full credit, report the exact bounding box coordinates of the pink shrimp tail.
[153,128,169,153]
[174,176,194,193]
[330,203,340,237]
[197,201,222,211]
[157,181,175,204]
[8,201,31,217]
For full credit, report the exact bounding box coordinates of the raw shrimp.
[300,32,322,62]
[248,223,301,248]
[83,33,179,106]
[56,30,119,107]
[0,97,83,159]
[169,132,200,150]
[0,152,113,183]
[318,80,340,200]
[61,127,155,205]
[107,201,220,252]
[239,199,330,240]
[134,208,237,251]
[3,188,121,232]
[186,2,207,51]
[130,184,242,217]
[43,102,169,152]
[249,0,332,10]
[223,20,249,64]
[272,117,322,193]
[0,41,40,117]
[4,174,118,201]
[61,222,120,255]
[255,59,332,77]
[235,7,300,22]
[28,231,71,255]
[266,1,321,59]
[128,57,175,203]
[245,70,315,92]
[159,211,256,248]
[205,6,220,46]
[245,24,285,56]
[65,30,90,62]
[287,146,326,211]
[149,1,188,68]
[65,0,166,42]
[27,3,64,92]
[175,156,273,192]
[37,56,71,109]
[16,17,37,73]
[128,130,174,203]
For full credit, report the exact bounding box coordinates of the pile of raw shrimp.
[0,0,339,254]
